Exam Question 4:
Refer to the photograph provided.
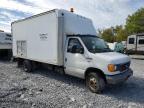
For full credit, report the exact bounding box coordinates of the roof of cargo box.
[12,9,57,24]
[12,9,91,24]
[136,33,144,36]
[12,9,96,36]
[128,33,144,38]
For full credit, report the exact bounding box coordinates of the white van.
[12,9,133,93]
[126,34,144,55]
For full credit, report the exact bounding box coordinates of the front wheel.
[86,72,106,93]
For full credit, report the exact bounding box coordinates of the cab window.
[67,38,83,53]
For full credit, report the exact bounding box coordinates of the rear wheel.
[86,72,105,93]
[23,60,33,72]
[17,58,23,67]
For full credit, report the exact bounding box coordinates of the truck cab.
[65,35,133,93]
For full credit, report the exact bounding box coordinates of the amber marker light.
[108,64,116,72]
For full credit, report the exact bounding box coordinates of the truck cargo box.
[12,9,96,66]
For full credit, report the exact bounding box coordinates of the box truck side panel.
[137,36,144,52]
[12,12,62,65]
[126,35,136,51]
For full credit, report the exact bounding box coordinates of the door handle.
[86,57,93,60]
[65,58,67,62]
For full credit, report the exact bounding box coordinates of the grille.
[117,62,130,72]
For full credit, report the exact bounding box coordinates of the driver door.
[64,37,87,78]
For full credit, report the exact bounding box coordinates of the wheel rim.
[89,76,97,90]
[23,64,28,72]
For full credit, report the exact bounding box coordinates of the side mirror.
[71,45,84,54]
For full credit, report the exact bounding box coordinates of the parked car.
[114,42,125,53]
[107,42,117,51]
[107,42,125,53]
[12,9,133,93]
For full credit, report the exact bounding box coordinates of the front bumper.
[106,68,133,84]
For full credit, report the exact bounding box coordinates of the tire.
[23,60,33,72]
[123,49,127,54]
[17,58,23,68]
[86,72,105,93]
[7,50,12,61]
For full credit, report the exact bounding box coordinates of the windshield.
[80,36,112,53]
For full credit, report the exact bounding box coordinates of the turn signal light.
[108,64,116,72]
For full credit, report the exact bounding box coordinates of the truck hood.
[93,52,130,64]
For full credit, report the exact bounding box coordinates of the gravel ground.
[0,59,144,108]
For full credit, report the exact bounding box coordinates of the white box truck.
[12,9,133,93]
[0,31,12,59]
[126,34,144,55]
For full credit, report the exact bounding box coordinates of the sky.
[0,0,144,32]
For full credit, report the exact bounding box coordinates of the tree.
[101,28,114,42]
[125,8,144,34]
[101,8,144,42]
[115,28,128,42]
[101,25,128,42]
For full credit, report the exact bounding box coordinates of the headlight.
[108,64,116,72]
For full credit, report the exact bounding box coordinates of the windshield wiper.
[103,48,113,52]
[95,48,112,53]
